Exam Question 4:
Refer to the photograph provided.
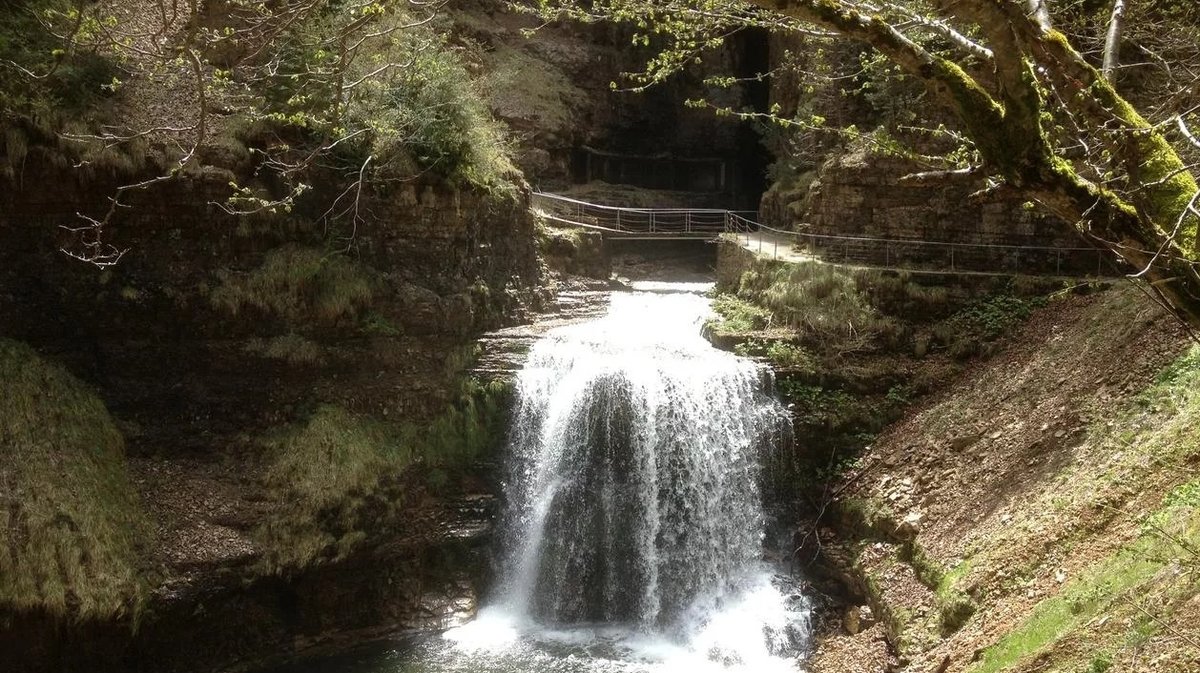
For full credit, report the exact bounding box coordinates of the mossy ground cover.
[254,378,510,572]
[0,339,149,620]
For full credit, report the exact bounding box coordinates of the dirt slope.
[812,287,1200,672]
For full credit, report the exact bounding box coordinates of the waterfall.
[447,283,809,671]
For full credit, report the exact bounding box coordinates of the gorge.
[3,1,1200,673]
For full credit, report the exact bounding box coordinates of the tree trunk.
[1102,0,1127,82]
[1027,0,1051,30]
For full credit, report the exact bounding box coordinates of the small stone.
[950,434,981,451]
[896,510,923,539]
[990,430,1003,439]
[844,606,862,635]
[1055,569,1067,583]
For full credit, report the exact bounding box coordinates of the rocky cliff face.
[451,0,765,203]
[0,157,543,672]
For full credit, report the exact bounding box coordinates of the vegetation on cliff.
[255,378,510,572]
[0,339,148,620]
[210,245,375,324]
[535,0,1200,327]
[0,0,522,266]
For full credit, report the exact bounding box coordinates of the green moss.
[1044,35,1199,248]
[254,378,511,572]
[900,540,945,589]
[0,339,149,620]
[971,506,1194,673]
[211,245,374,323]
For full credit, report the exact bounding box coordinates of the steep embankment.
[709,237,1199,671]
[813,287,1199,673]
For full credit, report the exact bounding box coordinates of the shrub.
[737,263,900,352]
[369,31,519,195]
[709,294,773,333]
[949,294,1045,341]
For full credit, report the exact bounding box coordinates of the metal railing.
[724,214,1111,277]
[531,192,1113,277]
[531,191,754,236]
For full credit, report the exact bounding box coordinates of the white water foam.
[444,284,809,672]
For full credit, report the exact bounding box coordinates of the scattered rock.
[844,606,862,634]
[897,510,924,538]
[951,433,982,451]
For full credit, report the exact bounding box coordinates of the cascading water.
[272,283,811,673]
[442,282,811,672]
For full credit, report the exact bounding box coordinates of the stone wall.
[765,152,1105,276]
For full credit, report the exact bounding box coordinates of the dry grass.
[243,333,325,364]
[0,339,148,619]
[210,245,374,323]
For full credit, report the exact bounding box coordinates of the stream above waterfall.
[269,281,810,673]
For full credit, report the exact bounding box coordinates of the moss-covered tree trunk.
[750,0,1200,326]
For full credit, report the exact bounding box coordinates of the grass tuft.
[0,339,148,620]
[243,333,324,364]
[255,404,408,571]
[211,245,374,323]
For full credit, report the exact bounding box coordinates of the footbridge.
[531,191,1114,277]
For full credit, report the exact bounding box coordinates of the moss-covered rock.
[253,378,511,573]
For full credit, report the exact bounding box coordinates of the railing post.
[616,209,622,231]
[650,211,656,233]
[1056,250,1062,275]
[951,245,956,271]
